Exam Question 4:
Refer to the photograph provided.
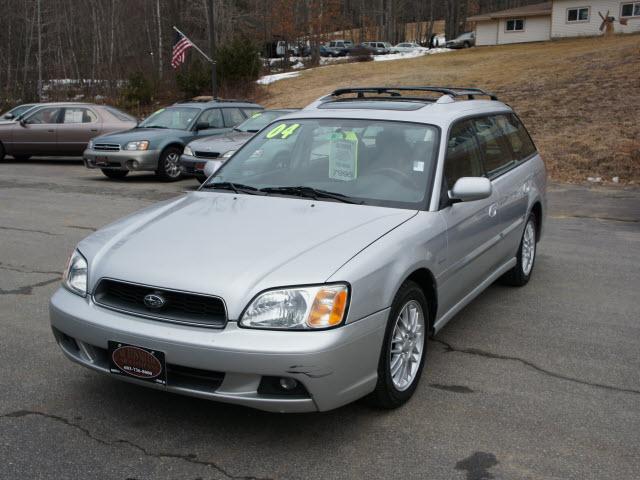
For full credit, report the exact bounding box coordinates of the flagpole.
[172,25,217,97]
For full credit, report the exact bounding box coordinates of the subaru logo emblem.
[143,292,166,309]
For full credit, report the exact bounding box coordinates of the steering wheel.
[370,167,419,190]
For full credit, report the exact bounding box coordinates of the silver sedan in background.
[50,86,546,413]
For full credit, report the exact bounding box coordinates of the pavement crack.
[0,410,272,480]
[0,262,60,276]
[431,338,640,396]
[0,225,59,236]
[550,214,638,223]
[66,225,97,232]
[0,277,60,295]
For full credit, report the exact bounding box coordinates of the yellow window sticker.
[251,112,262,118]
[265,123,300,139]
[329,131,358,181]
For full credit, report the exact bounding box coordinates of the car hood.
[187,131,253,153]
[79,192,417,319]
[94,127,187,145]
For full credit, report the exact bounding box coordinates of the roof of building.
[467,2,552,22]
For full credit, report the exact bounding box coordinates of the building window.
[567,7,590,22]
[621,2,640,17]
[505,18,525,31]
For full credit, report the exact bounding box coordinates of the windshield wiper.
[201,181,262,195]
[259,186,360,204]
[140,125,168,129]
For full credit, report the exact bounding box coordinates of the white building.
[469,0,640,46]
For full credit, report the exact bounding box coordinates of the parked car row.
[320,39,440,57]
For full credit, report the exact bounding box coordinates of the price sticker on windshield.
[329,131,358,181]
[265,123,300,139]
[251,112,262,118]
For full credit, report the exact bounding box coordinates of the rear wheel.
[101,169,129,180]
[12,154,31,161]
[155,147,183,181]
[368,281,428,409]
[464,41,471,48]
[501,213,537,286]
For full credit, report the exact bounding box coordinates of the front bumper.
[84,148,159,172]
[179,154,208,177]
[50,287,388,412]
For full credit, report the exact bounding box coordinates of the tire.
[155,147,183,182]
[196,174,207,184]
[501,213,537,287]
[368,281,428,409]
[12,154,31,161]
[0,142,5,161]
[101,169,129,179]
[464,41,471,48]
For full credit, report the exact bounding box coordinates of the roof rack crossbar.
[326,86,498,102]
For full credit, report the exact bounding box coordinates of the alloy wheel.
[521,220,536,275]
[389,300,425,391]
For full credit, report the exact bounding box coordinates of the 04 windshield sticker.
[329,131,358,181]
[265,123,300,139]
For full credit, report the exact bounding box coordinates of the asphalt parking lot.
[1,158,639,480]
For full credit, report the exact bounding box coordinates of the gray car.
[83,100,262,181]
[180,109,299,183]
[50,86,546,413]
[446,31,475,49]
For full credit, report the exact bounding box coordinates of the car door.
[10,106,62,155]
[473,114,536,261]
[57,107,102,155]
[437,119,503,315]
[194,108,227,138]
[222,107,247,129]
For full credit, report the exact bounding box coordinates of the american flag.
[171,31,193,69]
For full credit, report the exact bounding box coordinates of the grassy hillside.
[259,35,640,184]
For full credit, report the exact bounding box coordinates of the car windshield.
[235,111,290,133]
[138,106,199,130]
[205,118,439,209]
[6,104,35,118]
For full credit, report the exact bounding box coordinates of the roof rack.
[324,86,498,102]
[176,97,253,104]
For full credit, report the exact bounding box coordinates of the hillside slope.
[259,35,640,183]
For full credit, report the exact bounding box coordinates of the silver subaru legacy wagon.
[50,87,546,413]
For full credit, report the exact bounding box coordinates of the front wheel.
[155,147,183,182]
[101,169,129,179]
[368,281,428,409]
[501,213,537,286]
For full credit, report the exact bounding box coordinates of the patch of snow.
[587,176,602,183]
[612,176,620,183]
[292,61,305,70]
[373,48,452,62]
[256,71,301,85]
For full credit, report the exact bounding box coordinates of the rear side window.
[497,114,536,161]
[222,108,245,127]
[104,106,136,122]
[471,116,514,176]
[62,107,98,123]
[444,120,484,188]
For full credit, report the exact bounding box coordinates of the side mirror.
[449,177,492,202]
[4,113,14,120]
[195,121,210,131]
[19,118,27,127]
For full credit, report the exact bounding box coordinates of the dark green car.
[83,100,263,181]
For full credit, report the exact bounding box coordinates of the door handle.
[90,129,98,132]
[47,129,55,133]
[488,203,498,217]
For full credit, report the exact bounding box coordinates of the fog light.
[279,378,298,390]
[131,160,139,169]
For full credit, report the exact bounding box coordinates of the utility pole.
[156,0,163,78]
[207,0,217,98]
[37,0,42,101]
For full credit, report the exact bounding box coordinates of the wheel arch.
[404,268,438,334]
[530,201,542,242]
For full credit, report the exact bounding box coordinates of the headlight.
[63,249,88,297]
[240,284,349,330]
[183,145,194,156]
[221,150,236,158]
[87,139,94,149]
[124,140,149,151]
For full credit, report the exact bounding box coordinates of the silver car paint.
[50,97,546,412]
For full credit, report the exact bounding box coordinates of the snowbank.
[256,71,301,85]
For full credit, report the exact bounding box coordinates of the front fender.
[327,211,447,324]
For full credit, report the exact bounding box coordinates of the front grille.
[93,279,227,328]
[94,143,121,151]
[194,151,220,159]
